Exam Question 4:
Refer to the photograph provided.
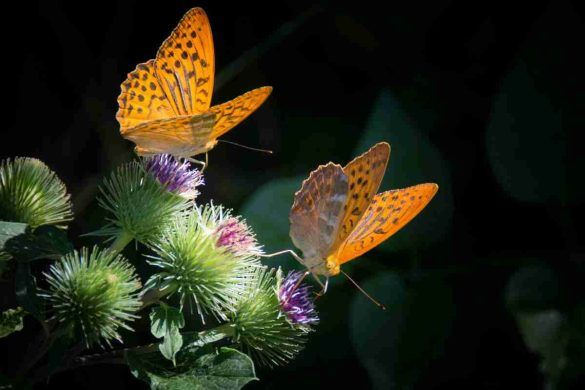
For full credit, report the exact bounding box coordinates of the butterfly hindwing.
[333,142,390,249]
[336,183,439,263]
[210,86,273,140]
[155,7,215,116]
[290,163,349,261]
[123,113,215,157]
[116,60,175,132]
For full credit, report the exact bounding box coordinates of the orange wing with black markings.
[332,142,390,250]
[117,60,176,132]
[115,7,271,158]
[336,183,439,263]
[154,7,215,115]
[123,113,215,157]
[289,142,438,278]
[210,87,273,139]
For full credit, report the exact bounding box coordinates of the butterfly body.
[289,142,438,281]
[116,8,272,158]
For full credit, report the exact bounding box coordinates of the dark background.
[1,0,584,388]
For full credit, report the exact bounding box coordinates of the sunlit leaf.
[4,225,73,262]
[0,307,26,338]
[150,303,185,365]
[349,271,454,388]
[127,346,257,389]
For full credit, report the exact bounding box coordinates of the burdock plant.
[0,157,72,228]
[96,157,202,250]
[144,203,261,322]
[0,153,322,389]
[230,267,316,367]
[41,246,142,347]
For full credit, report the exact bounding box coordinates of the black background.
[1,0,584,388]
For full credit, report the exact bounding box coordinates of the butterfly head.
[204,139,218,152]
[306,254,340,277]
[325,255,341,276]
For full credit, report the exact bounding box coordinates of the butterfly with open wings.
[116,7,272,164]
[288,142,438,292]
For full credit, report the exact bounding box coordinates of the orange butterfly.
[289,142,438,287]
[116,7,272,164]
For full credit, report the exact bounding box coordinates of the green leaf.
[0,221,28,263]
[0,251,10,277]
[0,220,28,245]
[150,304,185,365]
[127,346,257,390]
[0,307,26,338]
[349,271,455,388]
[187,348,257,389]
[4,225,73,262]
[15,263,44,321]
[0,373,32,390]
[514,310,568,382]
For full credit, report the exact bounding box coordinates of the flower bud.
[231,267,313,367]
[0,157,72,228]
[97,161,191,244]
[145,204,261,323]
[42,246,141,347]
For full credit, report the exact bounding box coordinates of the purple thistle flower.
[278,271,319,326]
[146,154,204,198]
[215,217,260,256]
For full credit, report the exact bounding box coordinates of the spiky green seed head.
[231,267,310,367]
[41,246,142,347]
[145,203,261,323]
[0,157,72,228]
[97,161,191,244]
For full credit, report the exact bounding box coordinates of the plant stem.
[31,323,235,382]
[140,287,171,310]
[108,230,134,254]
[16,318,58,376]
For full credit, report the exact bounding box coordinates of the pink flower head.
[215,217,260,256]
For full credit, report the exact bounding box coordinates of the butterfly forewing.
[332,142,390,250]
[116,60,176,132]
[116,7,271,158]
[336,183,439,263]
[155,7,215,116]
[290,163,349,261]
[123,113,215,157]
[210,87,273,139]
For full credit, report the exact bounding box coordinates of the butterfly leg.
[312,274,326,299]
[261,249,303,263]
[186,157,207,172]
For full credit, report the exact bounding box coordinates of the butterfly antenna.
[218,139,273,154]
[340,270,386,310]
